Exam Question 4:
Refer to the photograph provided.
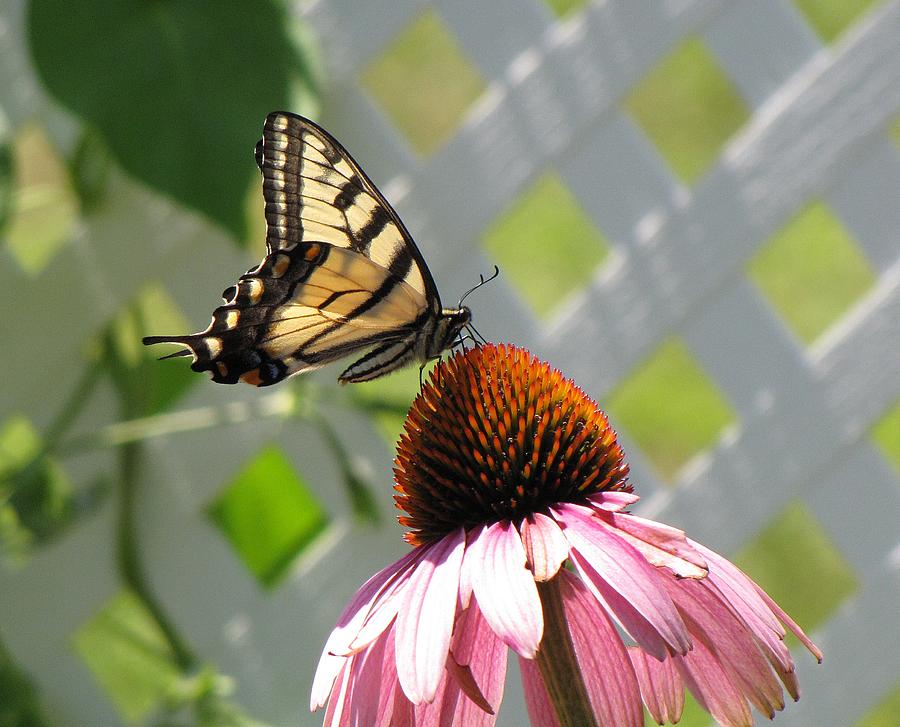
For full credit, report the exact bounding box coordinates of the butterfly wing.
[258,112,441,307]
[143,112,442,386]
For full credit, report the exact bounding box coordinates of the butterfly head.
[430,306,471,356]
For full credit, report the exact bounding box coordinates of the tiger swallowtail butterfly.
[143,111,472,387]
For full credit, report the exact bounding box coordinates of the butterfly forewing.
[143,112,474,386]
[259,113,432,303]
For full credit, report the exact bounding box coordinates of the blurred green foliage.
[4,125,77,274]
[483,173,610,318]
[361,9,484,156]
[73,590,183,723]
[856,682,900,727]
[607,339,736,479]
[0,133,11,237]
[98,285,197,419]
[27,0,319,242]
[749,202,875,344]
[208,446,329,588]
[794,0,884,42]
[0,417,73,561]
[544,0,588,17]
[872,400,900,474]
[0,638,51,727]
[624,38,749,183]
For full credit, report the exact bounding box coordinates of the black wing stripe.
[295,241,419,355]
[260,112,441,304]
[356,206,391,251]
[339,338,417,383]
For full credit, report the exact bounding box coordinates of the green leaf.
[0,135,11,236]
[0,417,74,559]
[0,638,52,727]
[27,0,320,241]
[208,446,329,588]
[69,127,113,215]
[73,590,182,723]
[97,284,197,419]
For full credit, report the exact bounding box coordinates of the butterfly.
[143,111,475,387]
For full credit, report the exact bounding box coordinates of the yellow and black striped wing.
[257,112,439,307]
[142,112,442,386]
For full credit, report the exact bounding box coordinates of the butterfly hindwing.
[144,112,472,386]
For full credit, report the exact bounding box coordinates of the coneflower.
[312,344,821,726]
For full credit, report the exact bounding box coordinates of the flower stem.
[116,439,196,671]
[535,578,598,727]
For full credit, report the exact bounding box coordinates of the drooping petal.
[688,540,788,640]
[557,504,691,657]
[586,490,640,511]
[691,539,822,664]
[412,604,507,727]
[753,582,823,663]
[601,512,708,578]
[311,547,422,709]
[627,647,684,725]
[558,570,644,727]
[519,656,561,727]
[470,521,543,658]
[321,656,351,727]
[451,602,508,717]
[520,512,570,581]
[343,631,393,726]
[390,681,416,727]
[667,578,785,718]
[395,529,466,704]
[569,549,671,660]
[675,643,753,727]
[458,524,483,610]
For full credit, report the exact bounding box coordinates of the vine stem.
[116,439,196,671]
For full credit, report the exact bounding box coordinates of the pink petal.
[689,540,787,640]
[586,490,640,511]
[395,529,466,703]
[627,647,684,725]
[470,521,544,658]
[343,631,395,726]
[691,539,822,664]
[568,550,671,660]
[520,512,570,581]
[519,656,561,727]
[675,643,753,727]
[753,582,823,663]
[322,657,352,727]
[667,578,785,718]
[413,603,509,727]
[390,681,415,727]
[559,570,644,727]
[451,603,508,716]
[602,512,708,578]
[311,547,422,709]
[557,504,691,657]
[458,525,483,610]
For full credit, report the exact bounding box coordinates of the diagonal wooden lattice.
[2,1,899,725]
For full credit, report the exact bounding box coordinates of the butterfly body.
[144,112,471,386]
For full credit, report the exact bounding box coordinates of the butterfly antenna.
[465,324,490,347]
[457,265,500,308]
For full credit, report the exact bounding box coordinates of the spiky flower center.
[394,344,630,545]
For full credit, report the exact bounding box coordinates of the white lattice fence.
[2,0,900,725]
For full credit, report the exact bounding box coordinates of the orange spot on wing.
[240,369,263,386]
[304,243,322,261]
